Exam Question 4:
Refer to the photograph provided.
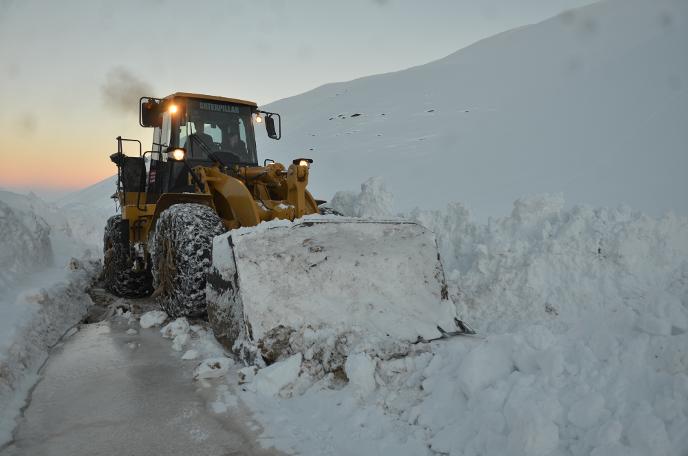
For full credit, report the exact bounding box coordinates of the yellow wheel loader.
[105,92,471,362]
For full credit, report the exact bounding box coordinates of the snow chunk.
[171,333,189,352]
[595,420,623,446]
[567,392,606,429]
[457,338,513,395]
[238,366,258,384]
[193,358,233,380]
[181,349,199,360]
[253,354,302,396]
[591,444,644,456]
[507,413,559,456]
[209,217,459,366]
[160,318,189,339]
[345,353,377,396]
[627,412,672,456]
[161,318,190,351]
[330,176,393,218]
[139,310,168,328]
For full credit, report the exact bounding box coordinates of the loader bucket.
[206,217,466,363]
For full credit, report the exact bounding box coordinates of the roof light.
[293,158,313,167]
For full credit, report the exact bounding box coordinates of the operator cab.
[177,96,258,166]
[153,93,258,165]
[139,93,279,197]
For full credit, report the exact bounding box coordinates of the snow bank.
[0,259,98,445]
[0,189,106,258]
[413,194,688,334]
[0,190,101,446]
[0,190,101,352]
[415,191,686,455]
[235,182,688,456]
[0,198,52,293]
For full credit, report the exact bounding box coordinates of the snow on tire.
[103,215,153,298]
[149,203,225,318]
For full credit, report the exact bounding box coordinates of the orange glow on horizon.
[0,145,119,190]
[0,168,112,191]
[0,119,147,193]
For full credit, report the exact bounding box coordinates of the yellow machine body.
[111,91,319,249]
[117,161,319,246]
[104,91,474,356]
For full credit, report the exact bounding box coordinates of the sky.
[0,0,599,198]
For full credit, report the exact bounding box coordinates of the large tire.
[103,215,153,298]
[149,204,225,318]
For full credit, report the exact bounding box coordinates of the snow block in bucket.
[206,217,462,363]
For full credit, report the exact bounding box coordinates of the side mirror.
[264,114,281,140]
[140,97,162,128]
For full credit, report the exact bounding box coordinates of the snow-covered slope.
[257,0,688,220]
[54,175,118,251]
[56,175,117,212]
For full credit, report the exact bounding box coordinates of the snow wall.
[0,200,52,293]
[243,178,688,456]
[0,191,99,446]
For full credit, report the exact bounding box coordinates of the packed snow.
[209,182,686,456]
[134,175,688,456]
[208,214,461,367]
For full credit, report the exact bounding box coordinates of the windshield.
[177,99,258,165]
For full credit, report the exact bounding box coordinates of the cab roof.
[164,92,258,108]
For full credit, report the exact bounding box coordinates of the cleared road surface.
[1,315,282,456]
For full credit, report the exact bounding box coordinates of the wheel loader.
[104,92,471,363]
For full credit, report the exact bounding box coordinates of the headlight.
[255,114,263,123]
[293,158,313,168]
[168,148,186,161]
[169,104,178,114]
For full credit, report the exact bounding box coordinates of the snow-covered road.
[0,308,282,456]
